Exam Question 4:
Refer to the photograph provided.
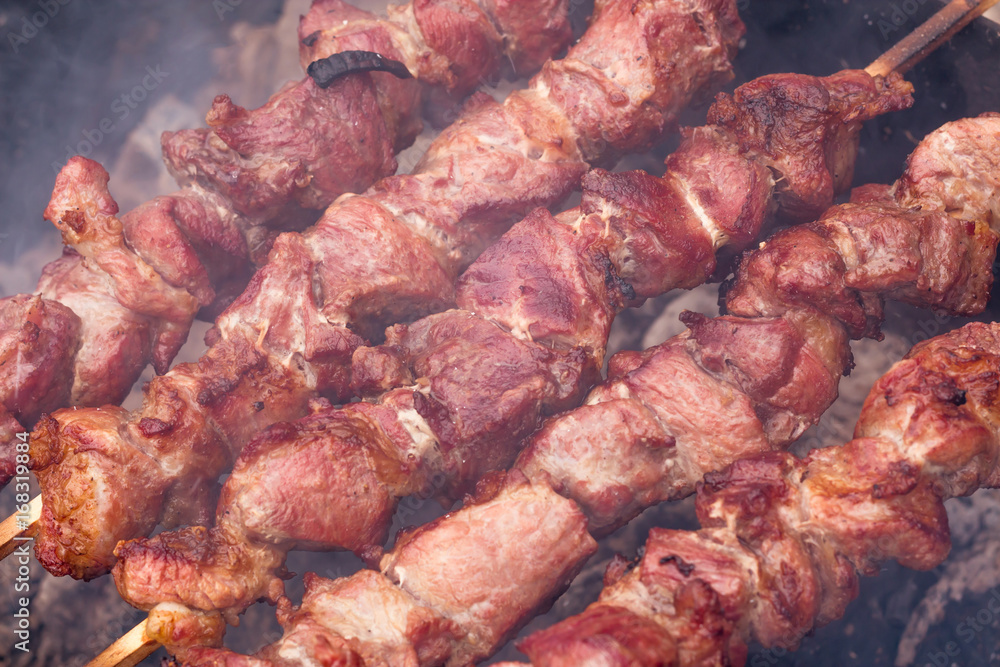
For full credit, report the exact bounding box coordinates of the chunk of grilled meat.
[0,295,79,487]
[511,113,1000,667]
[166,0,575,232]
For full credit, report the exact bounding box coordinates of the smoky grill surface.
[0,1,999,666]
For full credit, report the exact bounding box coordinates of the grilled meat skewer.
[168,113,999,667]
[109,70,914,659]
[519,316,1000,666]
[0,0,577,489]
[518,113,1000,536]
[30,0,748,582]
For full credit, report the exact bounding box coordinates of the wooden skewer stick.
[866,0,1000,78]
[59,4,1000,667]
[0,494,40,560]
[88,618,159,667]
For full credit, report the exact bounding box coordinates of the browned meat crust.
[516,114,1000,667]
[173,113,1000,667]
[35,0,750,583]
[2,0,579,493]
[521,319,1000,666]
[114,71,913,660]
[178,474,598,666]
[518,115,999,539]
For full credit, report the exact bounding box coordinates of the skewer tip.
[87,619,159,667]
[865,0,1000,77]
[0,494,41,560]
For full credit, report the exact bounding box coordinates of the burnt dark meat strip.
[308,50,414,88]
